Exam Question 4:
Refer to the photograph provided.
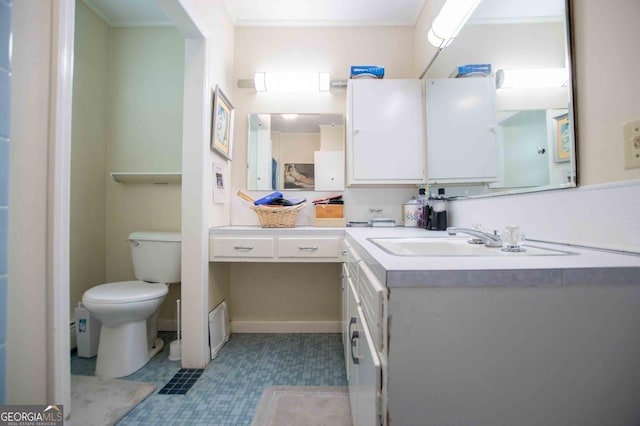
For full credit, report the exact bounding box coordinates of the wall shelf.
[111,172,182,184]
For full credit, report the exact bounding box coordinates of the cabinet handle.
[233,246,254,251]
[340,250,348,256]
[349,317,360,365]
[298,246,319,251]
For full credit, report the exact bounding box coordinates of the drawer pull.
[298,246,319,251]
[349,317,360,365]
[233,246,254,251]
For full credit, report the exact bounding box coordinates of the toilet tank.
[128,231,181,283]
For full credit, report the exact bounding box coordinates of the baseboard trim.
[231,321,341,334]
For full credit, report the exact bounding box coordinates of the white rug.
[69,375,157,426]
[252,386,352,426]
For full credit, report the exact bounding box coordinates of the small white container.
[75,303,101,358]
[403,198,420,227]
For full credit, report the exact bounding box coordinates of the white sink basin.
[368,237,574,257]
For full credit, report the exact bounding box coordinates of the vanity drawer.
[212,237,274,258]
[277,237,341,258]
[358,261,386,352]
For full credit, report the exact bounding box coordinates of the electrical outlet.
[623,118,640,169]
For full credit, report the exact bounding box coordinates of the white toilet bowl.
[83,281,169,378]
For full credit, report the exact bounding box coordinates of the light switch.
[623,117,640,169]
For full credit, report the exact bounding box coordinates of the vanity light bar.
[253,72,331,92]
[428,0,482,48]
[497,68,568,89]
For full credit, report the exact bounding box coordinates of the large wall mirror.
[425,0,577,197]
[247,113,345,191]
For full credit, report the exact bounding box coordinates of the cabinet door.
[346,279,360,425]
[314,151,345,190]
[347,79,425,185]
[427,77,498,183]
[355,306,381,426]
[342,264,350,374]
[359,261,386,353]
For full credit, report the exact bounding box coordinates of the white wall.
[8,0,54,404]
[227,26,418,326]
[104,26,184,323]
[69,0,109,320]
[232,25,418,226]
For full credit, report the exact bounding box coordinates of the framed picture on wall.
[212,161,229,203]
[283,163,315,189]
[554,113,570,163]
[211,86,235,160]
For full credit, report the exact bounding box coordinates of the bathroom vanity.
[344,227,640,426]
[209,225,640,425]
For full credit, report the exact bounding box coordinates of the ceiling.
[82,0,428,27]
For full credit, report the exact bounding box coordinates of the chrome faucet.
[446,227,503,248]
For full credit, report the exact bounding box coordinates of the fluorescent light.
[498,68,568,89]
[281,114,298,120]
[319,72,331,91]
[253,72,331,93]
[428,0,482,48]
[254,72,266,91]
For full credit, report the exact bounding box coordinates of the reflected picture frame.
[554,113,570,163]
[211,86,235,160]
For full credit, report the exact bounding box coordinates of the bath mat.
[251,386,351,426]
[69,374,157,426]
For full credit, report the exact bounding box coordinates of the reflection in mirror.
[425,0,577,197]
[247,113,345,191]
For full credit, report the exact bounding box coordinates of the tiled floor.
[71,332,347,425]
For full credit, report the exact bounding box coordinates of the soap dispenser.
[429,188,448,231]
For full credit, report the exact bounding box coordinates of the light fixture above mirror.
[251,72,331,92]
[428,0,483,48]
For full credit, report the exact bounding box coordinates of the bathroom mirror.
[424,0,577,197]
[247,113,345,191]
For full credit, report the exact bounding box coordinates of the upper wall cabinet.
[427,77,498,184]
[346,80,425,186]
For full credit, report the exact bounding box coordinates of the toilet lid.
[83,281,168,304]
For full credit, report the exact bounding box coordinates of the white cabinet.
[277,237,341,258]
[346,273,382,426]
[426,77,498,184]
[210,233,343,263]
[314,151,345,191]
[343,245,385,426]
[346,79,426,186]
[210,237,274,258]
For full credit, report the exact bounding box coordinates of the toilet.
[82,231,181,378]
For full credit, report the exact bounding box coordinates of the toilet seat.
[83,281,168,304]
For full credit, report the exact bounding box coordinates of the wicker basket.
[250,203,306,228]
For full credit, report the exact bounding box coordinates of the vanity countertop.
[344,227,640,288]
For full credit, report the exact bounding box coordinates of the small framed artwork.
[554,113,570,163]
[211,86,235,160]
[212,161,229,203]
[283,163,315,189]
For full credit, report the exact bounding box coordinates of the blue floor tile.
[71,333,347,426]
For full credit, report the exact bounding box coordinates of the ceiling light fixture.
[428,0,482,48]
[253,72,331,93]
